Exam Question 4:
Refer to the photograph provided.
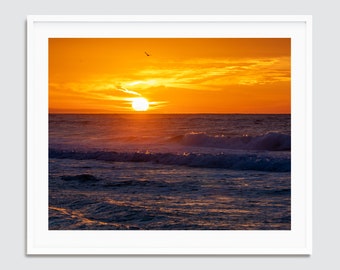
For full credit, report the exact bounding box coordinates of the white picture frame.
[27,15,312,255]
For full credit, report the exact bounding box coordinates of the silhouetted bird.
[145,51,150,56]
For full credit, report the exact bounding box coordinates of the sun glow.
[131,97,149,111]
[49,38,291,114]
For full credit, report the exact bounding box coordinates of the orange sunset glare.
[49,38,291,114]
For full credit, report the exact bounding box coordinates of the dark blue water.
[49,114,291,230]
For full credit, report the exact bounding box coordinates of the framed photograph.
[27,15,312,255]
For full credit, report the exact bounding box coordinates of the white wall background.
[0,0,338,269]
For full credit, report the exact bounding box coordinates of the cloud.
[51,55,290,98]
[49,55,290,113]
[116,86,141,97]
[130,56,290,91]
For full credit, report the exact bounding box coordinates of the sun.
[131,97,149,111]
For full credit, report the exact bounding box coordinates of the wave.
[49,149,290,172]
[170,132,291,151]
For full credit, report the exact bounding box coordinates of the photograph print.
[48,38,291,230]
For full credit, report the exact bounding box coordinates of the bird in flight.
[145,51,151,56]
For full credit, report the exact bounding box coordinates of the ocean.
[49,114,291,230]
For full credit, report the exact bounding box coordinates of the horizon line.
[48,112,291,115]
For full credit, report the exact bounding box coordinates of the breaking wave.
[49,149,290,172]
[170,132,291,151]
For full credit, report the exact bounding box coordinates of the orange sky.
[49,38,290,114]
